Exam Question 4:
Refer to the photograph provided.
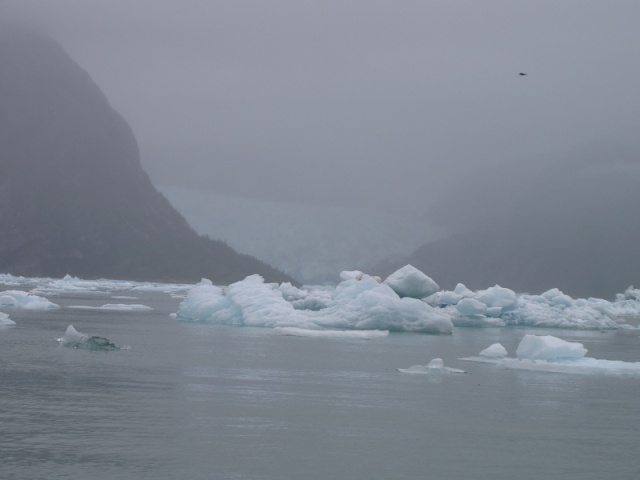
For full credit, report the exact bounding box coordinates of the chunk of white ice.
[398,358,466,374]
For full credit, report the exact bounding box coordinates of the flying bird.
[519,72,527,76]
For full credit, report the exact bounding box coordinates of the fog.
[5,0,640,213]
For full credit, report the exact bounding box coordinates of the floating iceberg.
[478,343,508,358]
[428,283,638,330]
[57,325,120,351]
[398,358,466,375]
[0,312,15,326]
[462,334,640,375]
[383,264,439,299]
[0,290,60,310]
[67,304,153,312]
[176,265,640,334]
[177,272,454,334]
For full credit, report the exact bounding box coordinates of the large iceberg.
[462,335,640,375]
[177,272,454,334]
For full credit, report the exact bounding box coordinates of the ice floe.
[67,304,153,312]
[0,290,60,310]
[398,358,466,375]
[0,312,15,326]
[461,334,640,375]
[57,325,121,351]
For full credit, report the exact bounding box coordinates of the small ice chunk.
[58,325,119,350]
[0,312,16,326]
[453,283,475,297]
[59,325,88,344]
[340,270,366,281]
[383,264,440,299]
[398,357,466,374]
[67,304,153,311]
[424,290,462,307]
[515,334,587,361]
[479,343,508,358]
[474,286,519,311]
[456,298,487,316]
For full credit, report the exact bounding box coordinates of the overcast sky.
[5,1,640,212]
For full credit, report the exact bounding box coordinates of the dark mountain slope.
[382,154,640,299]
[0,26,290,284]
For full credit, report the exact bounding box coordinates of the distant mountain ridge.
[381,154,640,299]
[0,25,290,284]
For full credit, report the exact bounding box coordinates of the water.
[1,288,640,479]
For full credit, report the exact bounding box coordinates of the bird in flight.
[519,72,527,76]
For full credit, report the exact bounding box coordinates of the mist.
[3,1,640,293]
[5,0,640,214]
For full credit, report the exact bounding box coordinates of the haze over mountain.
[381,149,640,299]
[0,25,290,284]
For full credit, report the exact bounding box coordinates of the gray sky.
[5,1,640,212]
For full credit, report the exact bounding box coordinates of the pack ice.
[177,265,640,333]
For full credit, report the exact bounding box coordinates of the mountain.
[0,25,291,284]
[380,152,640,299]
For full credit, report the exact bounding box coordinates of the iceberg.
[0,290,60,310]
[57,325,120,351]
[462,335,640,375]
[0,311,15,326]
[515,334,587,360]
[479,343,508,358]
[177,273,454,334]
[398,358,466,375]
[67,304,153,312]
[383,264,440,299]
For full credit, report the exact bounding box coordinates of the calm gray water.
[1,289,639,480]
